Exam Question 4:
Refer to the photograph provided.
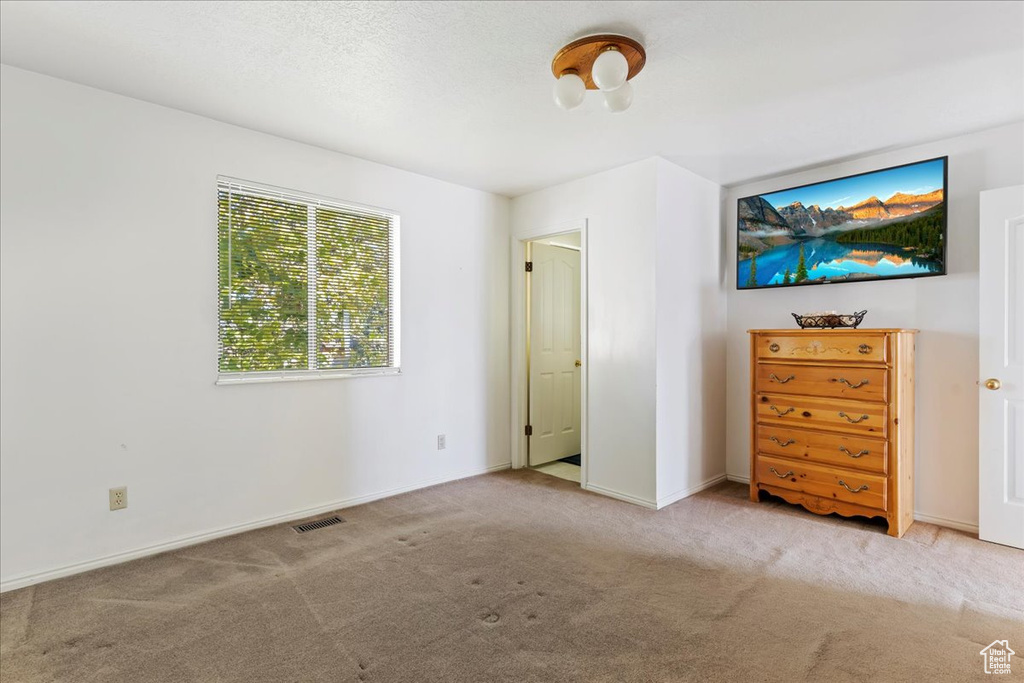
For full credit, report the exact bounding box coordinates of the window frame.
[215,176,401,386]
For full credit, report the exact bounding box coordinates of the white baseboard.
[583,482,658,509]
[912,512,978,534]
[657,474,728,509]
[0,462,512,594]
[727,473,978,534]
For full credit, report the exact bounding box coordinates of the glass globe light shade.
[553,72,586,110]
[602,79,633,112]
[592,49,628,92]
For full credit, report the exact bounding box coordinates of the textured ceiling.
[1,1,1022,196]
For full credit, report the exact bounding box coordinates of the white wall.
[510,158,725,508]
[0,66,511,589]
[723,122,1024,530]
[655,158,727,506]
[511,159,659,505]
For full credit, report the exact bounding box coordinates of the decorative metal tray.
[792,310,867,329]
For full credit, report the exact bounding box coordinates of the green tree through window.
[218,191,309,372]
[218,180,397,376]
[315,207,392,369]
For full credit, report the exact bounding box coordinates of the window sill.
[216,367,401,386]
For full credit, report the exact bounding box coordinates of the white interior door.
[979,185,1024,549]
[529,242,581,466]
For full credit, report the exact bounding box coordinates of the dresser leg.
[887,515,912,538]
[749,484,760,502]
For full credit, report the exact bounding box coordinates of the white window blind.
[217,177,400,383]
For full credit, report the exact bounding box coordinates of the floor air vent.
[292,515,345,534]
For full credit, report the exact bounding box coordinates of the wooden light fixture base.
[551,34,646,90]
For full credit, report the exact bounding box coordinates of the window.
[217,177,399,383]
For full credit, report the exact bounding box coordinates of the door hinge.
[525,424,533,436]
[525,261,533,272]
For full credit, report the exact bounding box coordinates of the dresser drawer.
[756,455,887,510]
[756,425,887,474]
[756,363,888,402]
[756,393,887,436]
[756,333,887,363]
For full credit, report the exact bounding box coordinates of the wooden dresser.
[748,329,916,537]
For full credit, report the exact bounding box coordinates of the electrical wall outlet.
[437,434,446,450]
[109,486,127,511]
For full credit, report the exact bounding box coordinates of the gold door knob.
[984,378,1001,390]
[575,360,582,367]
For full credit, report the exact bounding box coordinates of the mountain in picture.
[737,157,947,288]
[776,202,852,235]
[738,195,798,234]
[869,189,944,217]
[839,196,889,220]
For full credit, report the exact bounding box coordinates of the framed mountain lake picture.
[737,156,947,289]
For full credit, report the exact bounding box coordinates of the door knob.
[984,378,1002,390]
[575,360,582,367]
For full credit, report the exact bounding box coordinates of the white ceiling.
[1,1,1022,197]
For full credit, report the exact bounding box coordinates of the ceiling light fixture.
[551,34,646,113]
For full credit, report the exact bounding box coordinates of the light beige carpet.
[1,470,1022,682]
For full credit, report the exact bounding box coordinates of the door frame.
[510,219,589,487]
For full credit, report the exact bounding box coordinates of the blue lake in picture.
[737,238,941,287]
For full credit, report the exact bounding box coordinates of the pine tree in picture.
[795,244,808,283]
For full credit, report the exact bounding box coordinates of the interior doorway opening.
[526,232,583,485]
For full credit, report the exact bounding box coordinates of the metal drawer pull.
[838,445,869,458]
[770,436,796,447]
[770,405,795,416]
[858,344,872,354]
[769,467,794,479]
[769,342,780,353]
[769,373,796,384]
[835,378,870,389]
[838,411,869,423]
[838,480,869,493]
